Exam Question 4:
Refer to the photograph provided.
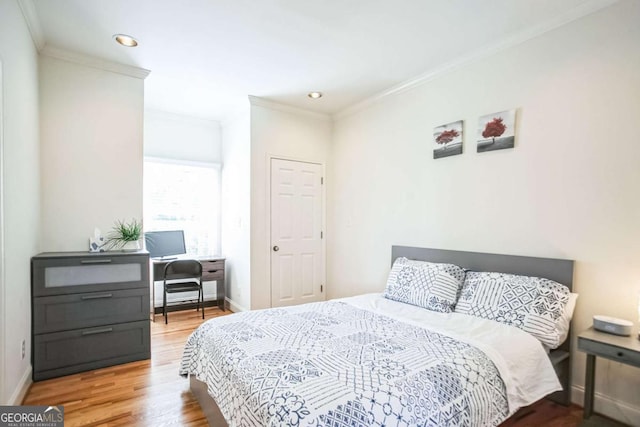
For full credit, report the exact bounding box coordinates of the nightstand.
[577,327,640,420]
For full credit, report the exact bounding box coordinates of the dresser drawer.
[201,260,224,281]
[33,288,149,334]
[579,337,640,367]
[32,253,149,297]
[202,270,224,281]
[33,320,150,374]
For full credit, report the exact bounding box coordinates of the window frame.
[143,156,222,256]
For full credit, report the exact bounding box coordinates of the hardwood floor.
[503,402,583,427]
[24,308,588,427]
[24,309,227,427]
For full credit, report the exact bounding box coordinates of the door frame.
[267,154,326,307]
[0,60,6,403]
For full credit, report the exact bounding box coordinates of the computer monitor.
[144,230,186,259]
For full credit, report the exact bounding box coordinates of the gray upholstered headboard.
[391,246,573,291]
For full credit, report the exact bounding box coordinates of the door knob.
[273,246,279,252]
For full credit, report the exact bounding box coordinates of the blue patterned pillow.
[454,271,570,348]
[383,257,466,313]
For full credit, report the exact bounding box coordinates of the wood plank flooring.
[24,309,226,426]
[24,308,589,427]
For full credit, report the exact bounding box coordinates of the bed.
[180,246,574,426]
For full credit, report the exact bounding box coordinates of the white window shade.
[144,158,221,256]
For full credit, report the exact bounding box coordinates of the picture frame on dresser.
[31,251,150,381]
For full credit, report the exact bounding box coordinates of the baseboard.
[7,365,32,405]
[225,297,248,313]
[572,385,640,426]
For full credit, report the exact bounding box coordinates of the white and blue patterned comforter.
[179,295,560,427]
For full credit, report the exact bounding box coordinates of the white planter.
[121,240,141,252]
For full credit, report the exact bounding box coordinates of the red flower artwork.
[435,129,460,146]
[482,117,507,143]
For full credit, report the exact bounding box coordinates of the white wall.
[221,107,251,311]
[144,110,221,163]
[144,111,222,308]
[329,1,640,423]
[39,55,145,252]
[249,98,332,310]
[0,1,40,404]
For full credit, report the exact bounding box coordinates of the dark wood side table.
[577,327,640,421]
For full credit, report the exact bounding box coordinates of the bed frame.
[391,246,574,406]
[189,246,574,426]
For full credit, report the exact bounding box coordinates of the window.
[143,158,220,256]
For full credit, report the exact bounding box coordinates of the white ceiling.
[31,0,614,121]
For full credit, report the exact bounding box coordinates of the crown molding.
[40,46,151,80]
[18,0,45,51]
[334,0,620,121]
[17,1,151,80]
[248,96,332,122]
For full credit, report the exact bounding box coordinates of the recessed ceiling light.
[113,34,138,47]
[308,92,323,99]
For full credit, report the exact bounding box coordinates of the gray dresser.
[31,251,151,381]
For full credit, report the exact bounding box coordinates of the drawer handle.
[81,293,113,300]
[208,270,218,273]
[81,327,113,336]
[617,351,624,357]
[80,259,112,264]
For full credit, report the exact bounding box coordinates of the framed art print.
[477,109,516,153]
[433,120,463,159]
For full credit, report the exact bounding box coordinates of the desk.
[578,327,640,421]
[151,256,225,318]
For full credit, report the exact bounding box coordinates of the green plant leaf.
[104,218,142,249]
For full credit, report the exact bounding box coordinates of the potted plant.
[105,219,143,251]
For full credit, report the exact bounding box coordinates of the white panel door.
[271,158,324,307]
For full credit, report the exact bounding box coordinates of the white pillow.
[383,257,466,313]
[556,292,578,346]
[455,271,571,348]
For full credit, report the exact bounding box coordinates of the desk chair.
[163,259,203,324]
